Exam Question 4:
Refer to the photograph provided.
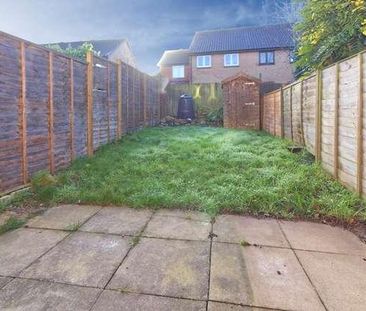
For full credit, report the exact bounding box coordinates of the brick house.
[50,39,137,67]
[157,49,191,86]
[158,23,295,93]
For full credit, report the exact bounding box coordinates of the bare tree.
[273,0,305,28]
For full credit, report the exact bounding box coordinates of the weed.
[240,240,251,247]
[65,221,82,231]
[0,217,25,235]
[130,236,141,246]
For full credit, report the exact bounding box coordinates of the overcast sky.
[0,0,287,74]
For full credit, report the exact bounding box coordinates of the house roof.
[49,39,128,57]
[189,23,294,54]
[157,49,190,67]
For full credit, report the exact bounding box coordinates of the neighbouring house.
[49,39,137,67]
[158,23,295,93]
[157,49,191,86]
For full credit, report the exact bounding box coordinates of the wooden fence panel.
[338,57,359,190]
[25,45,49,178]
[283,87,292,139]
[291,83,303,144]
[321,66,337,174]
[53,54,72,171]
[0,35,22,192]
[262,50,366,197]
[0,31,162,195]
[72,61,87,158]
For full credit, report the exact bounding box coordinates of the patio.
[0,205,365,310]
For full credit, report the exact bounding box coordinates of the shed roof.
[189,23,294,54]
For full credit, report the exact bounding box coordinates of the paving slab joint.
[277,220,329,311]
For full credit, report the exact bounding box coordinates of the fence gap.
[19,41,28,184]
[356,52,364,195]
[48,51,55,174]
[86,51,94,156]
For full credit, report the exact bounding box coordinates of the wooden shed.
[222,73,261,129]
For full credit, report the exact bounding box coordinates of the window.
[224,53,239,67]
[172,65,185,78]
[196,55,211,68]
[259,51,275,65]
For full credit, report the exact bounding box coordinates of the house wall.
[160,64,191,84]
[108,41,137,67]
[191,49,294,85]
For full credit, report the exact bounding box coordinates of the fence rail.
[0,31,162,195]
[262,50,366,196]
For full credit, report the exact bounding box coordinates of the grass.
[0,217,25,235]
[30,126,365,222]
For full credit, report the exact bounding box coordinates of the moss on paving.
[33,126,365,221]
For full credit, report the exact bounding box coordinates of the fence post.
[86,51,94,156]
[356,52,364,195]
[19,41,28,184]
[48,51,55,174]
[117,60,122,138]
[315,69,322,162]
[69,59,75,160]
[334,63,340,179]
[143,74,148,126]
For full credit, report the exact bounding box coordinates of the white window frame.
[224,53,239,67]
[196,55,211,68]
[172,65,185,78]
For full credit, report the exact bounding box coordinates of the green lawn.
[32,126,365,221]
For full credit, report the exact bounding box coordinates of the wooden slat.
[117,60,122,138]
[86,51,94,156]
[334,63,340,178]
[289,85,293,141]
[300,81,304,144]
[48,51,55,173]
[19,41,28,184]
[280,87,284,138]
[69,59,75,160]
[356,53,364,195]
[315,69,322,161]
[106,62,110,142]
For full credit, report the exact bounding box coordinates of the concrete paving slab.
[21,232,131,287]
[208,302,267,311]
[0,278,101,311]
[108,238,210,300]
[26,205,101,231]
[0,277,12,289]
[213,215,289,247]
[280,221,366,255]
[80,207,152,235]
[156,209,211,222]
[210,242,324,311]
[91,290,206,311]
[143,215,211,241]
[296,250,366,311]
[0,228,68,276]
